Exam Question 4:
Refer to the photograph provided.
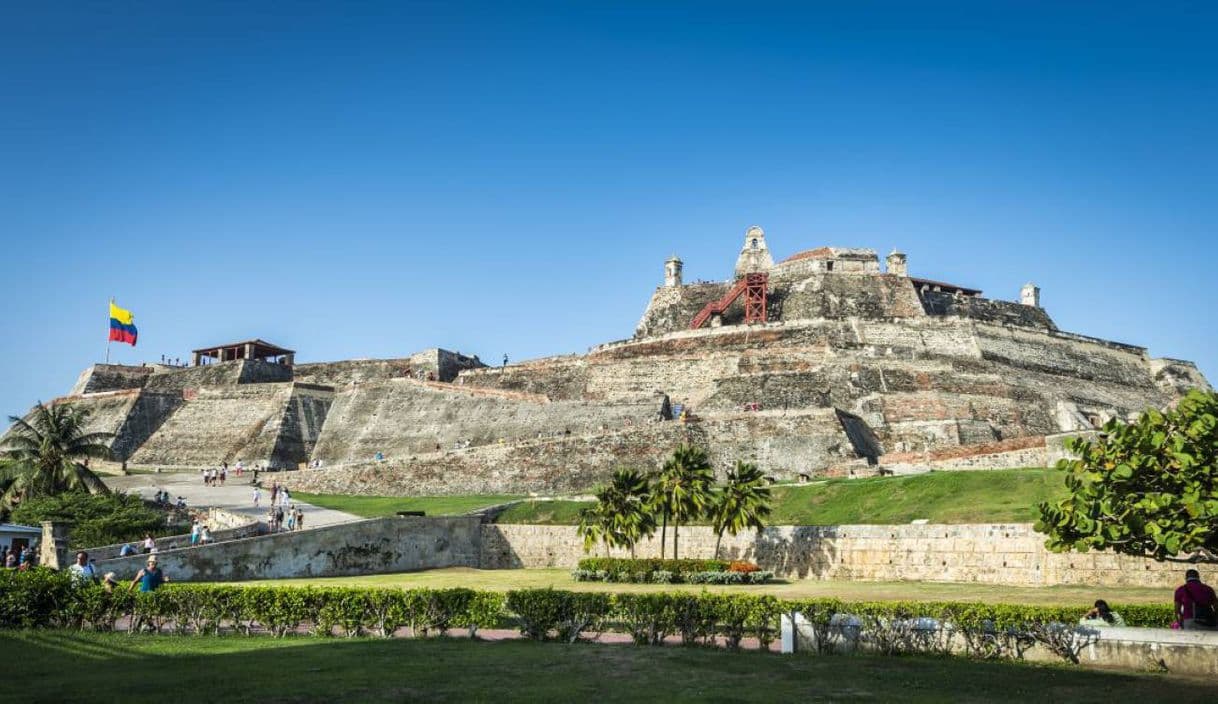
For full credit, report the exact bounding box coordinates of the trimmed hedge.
[573,558,774,584]
[577,558,729,576]
[0,569,1178,663]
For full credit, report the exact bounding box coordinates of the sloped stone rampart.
[481,523,1185,588]
[69,364,154,395]
[129,383,296,467]
[95,516,481,581]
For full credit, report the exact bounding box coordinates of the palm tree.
[578,469,656,557]
[655,444,714,560]
[1,402,112,511]
[710,461,772,559]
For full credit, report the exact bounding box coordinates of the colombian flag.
[109,301,138,346]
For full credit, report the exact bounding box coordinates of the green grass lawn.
[496,469,1065,525]
[294,492,523,517]
[5,631,1214,703]
[239,567,1168,606]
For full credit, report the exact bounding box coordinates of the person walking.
[295,508,305,531]
[253,486,262,508]
[199,525,212,545]
[68,551,98,585]
[1175,569,1218,630]
[190,519,201,546]
[129,556,168,592]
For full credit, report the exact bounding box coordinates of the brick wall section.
[481,523,1185,588]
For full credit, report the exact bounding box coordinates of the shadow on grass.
[3,631,1217,704]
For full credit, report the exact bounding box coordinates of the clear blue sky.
[2,1,1215,414]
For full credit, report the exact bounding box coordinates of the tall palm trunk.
[673,519,680,560]
[660,511,668,559]
[714,530,723,560]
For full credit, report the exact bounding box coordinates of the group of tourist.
[201,466,227,486]
[2,545,36,569]
[267,503,304,532]
[1080,569,1218,631]
[70,550,165,593]
[189,520,212,546]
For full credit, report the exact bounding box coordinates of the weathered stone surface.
[95,516,482,581]
[481,522,1186,588]
[16,236,1211,495]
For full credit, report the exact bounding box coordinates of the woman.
[142,534,156,554]
[1079,599,1126,627]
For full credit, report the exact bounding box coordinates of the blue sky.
[1,1,1215,413]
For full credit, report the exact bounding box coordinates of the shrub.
[506,589,611,643]
[728,561,760,574]
[576,558,728,577]
[9,492,183,549]
[0,570,1181,667]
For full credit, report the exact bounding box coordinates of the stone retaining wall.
[481,523,1184,588]
[96,516,482,581]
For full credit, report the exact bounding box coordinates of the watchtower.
[734,225,774,278]
[191,339,296,366]
[664,255,683,287]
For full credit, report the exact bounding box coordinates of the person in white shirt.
[68,551,97,585]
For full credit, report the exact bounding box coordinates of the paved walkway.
[104,471,361,529]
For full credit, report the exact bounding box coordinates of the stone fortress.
[29,226,1211,496]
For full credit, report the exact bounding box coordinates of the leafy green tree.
[710,461,773,559]
[9,492,176,549]
[1036,389,1218,563]
[654,444,715,560]
[1,402,112,513]
[577,469,655,557]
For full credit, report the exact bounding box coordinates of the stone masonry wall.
[68,364,154,396]
[96,516,482,582]
[481,523,1184,588]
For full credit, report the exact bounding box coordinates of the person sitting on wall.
[1175,569,1218,630]
[1078,599,1126,628]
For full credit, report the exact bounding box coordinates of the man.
[68,551,98,585]
[119,542,136,557]
[129,556,168,592]
[1175,568,1218,630]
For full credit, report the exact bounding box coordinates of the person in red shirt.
[1174,569,1217,630]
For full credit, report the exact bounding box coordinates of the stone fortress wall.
[18,226,1211,495]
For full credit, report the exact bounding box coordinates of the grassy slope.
[240,567,1168,606]
[496,469,1065,525]
[293,492,523,517]
[5,632,1215,704]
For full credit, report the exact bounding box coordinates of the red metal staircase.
[689,273,768,329]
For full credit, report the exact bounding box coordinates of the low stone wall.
[782,618,1218,677]
[96,516,482,581]
[85,508,261,560]
[481,523,1184,588]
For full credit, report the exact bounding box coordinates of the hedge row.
[573,569,775,584]
[0,569,1177,663]
[576,558,729,576]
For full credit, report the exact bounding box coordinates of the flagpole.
[106,297,112,365]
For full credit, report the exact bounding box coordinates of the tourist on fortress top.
[190,520,201,546]
[1078,600,1125,628]
[1175,569,1218,630]
[142,534,156,554]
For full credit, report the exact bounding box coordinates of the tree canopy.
[1036,389,1218,563]
[1,402,113,514]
